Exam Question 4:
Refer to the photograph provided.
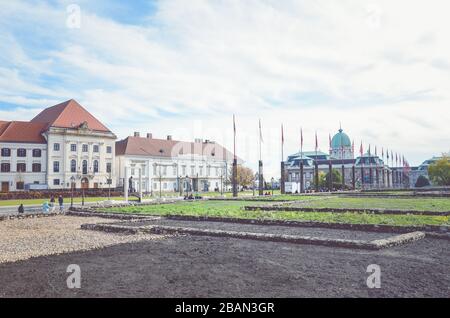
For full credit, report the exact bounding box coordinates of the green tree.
[415,175,430,188]
[428,156,450,186]
[227,165,254,188]
[319,169,342,189]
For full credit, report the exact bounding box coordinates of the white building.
[115,133,238,194]
[0,99,117,192]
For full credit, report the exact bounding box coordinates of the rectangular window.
[106,146,112,154]
[1,163,10,172]
[131,168,135,176]
[153,183,158,189]
[106,163,112,173]
[53,179,60,185]
[93,145,99,153]
[17,149,26,157]
[182,166,186,175]
[32,163,41,172]
[17,163,26,172]
[191,166,195,175]
[1,148,11,157]
[53,161,59,173]
[54,143,60,151]
[163,166,167,176]
[199,166,203,176]
[163,182,167,189]
[16,182,24,190]
[173,166,177,175]
[32,149,42,157]
[71,144,77,152]
[82,144,88,152]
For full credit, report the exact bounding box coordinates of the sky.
[0,0,449,177]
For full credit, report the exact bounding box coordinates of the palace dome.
[331,128,351,149]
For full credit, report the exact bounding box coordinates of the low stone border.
[244,205,450,216]
[81,222,425,250]
[67,208,153,220]
[162,214,449,233]
[0,212,61,222]
[70,208,449,234]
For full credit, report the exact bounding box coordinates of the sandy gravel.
[0,216,165,264]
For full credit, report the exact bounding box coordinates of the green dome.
[331,128,351,148]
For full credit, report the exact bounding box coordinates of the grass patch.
[287,197,450,212]
[100,200,449,227]
[0,196,138,207]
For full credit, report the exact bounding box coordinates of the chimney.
[147,133,152,139]
[134,132,140,137]
[167,135,172,140]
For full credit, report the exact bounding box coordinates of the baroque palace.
[0,99,237,193]
[284,127,404,192]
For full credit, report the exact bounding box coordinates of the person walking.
[49,195,55,212]
[58,195,64,212]
[18,204,24,214]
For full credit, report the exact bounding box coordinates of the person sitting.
[42,201,50,213]
[18,204,24,214]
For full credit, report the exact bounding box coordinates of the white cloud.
[0,0,449,177]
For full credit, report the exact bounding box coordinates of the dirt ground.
[0,233,448,297]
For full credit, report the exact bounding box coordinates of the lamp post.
[70,176,75,208]
[159,149,164,199]
[271,177,274,196]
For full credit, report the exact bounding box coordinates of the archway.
[81,177,89,189]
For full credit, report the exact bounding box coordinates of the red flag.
[315,131,318,152]
[387,149,389,159]
[300,127,303,153]
[281,124,284,145]
[368,144,371,156]
[259,119,263,143]
[233,114,236,135]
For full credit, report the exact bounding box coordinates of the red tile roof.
[31,99,111,132]
[116,136,239,162]
[0,99,112,144]
[0,121,47,144]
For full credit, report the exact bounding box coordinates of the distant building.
[0,99,117,192]
[115,134,239,193]
[284,127,397,192]
[409,154,449,187]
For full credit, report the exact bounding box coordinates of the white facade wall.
[46,127,116,189]
[116,154,232,193]
[0,142,47,191]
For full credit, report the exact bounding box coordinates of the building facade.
[115,133,238,194]
[284,127,396,192]
[0,99,117,191]
[409,154,449,187]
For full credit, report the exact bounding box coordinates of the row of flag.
[233,115,410,168]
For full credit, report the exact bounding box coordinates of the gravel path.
[119,218,393,240]
[0,216,165,264]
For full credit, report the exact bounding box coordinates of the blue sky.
[0,0,449,176]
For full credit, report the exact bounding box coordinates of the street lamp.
[70,176,75,208]
[271,177,274,196]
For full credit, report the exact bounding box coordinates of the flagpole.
[300,127,304,194]
[280,124,285,194]
[232,115,238,197]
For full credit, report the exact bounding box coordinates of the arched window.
[71,159,77,173]
[82,160,88,175]
[93,160,99,173]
